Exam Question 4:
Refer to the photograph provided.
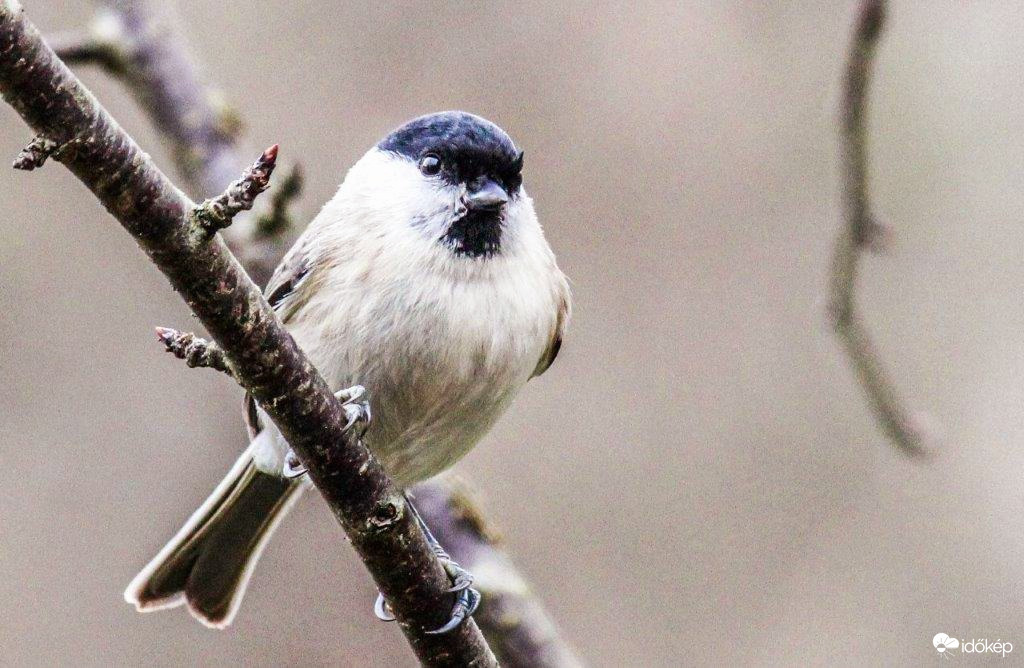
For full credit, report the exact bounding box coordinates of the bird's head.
[343,111,529,260]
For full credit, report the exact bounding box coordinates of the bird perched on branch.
[124,112,571,632]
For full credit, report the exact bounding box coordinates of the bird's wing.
[244,390,263,440]
[532,282,570,378]
[263,234,315,318]
[245,233,318,438]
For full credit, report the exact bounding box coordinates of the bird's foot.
[425,553,481,635]
[373,552,481,634]
[338,384,372,438]
[282,451,306,478]
[283,385,371,479]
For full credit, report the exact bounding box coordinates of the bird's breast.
[287,260,556,486]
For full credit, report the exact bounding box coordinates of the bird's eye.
[419,154,442,176]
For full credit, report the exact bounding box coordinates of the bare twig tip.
[153,327,232,377]
[263,144,279,164]
[154,326,177,346]
[193,145,281,234]
[13,135,58,170]
[858,217,894,254]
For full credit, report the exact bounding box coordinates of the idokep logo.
[934,634,959,655]
[933,633,1013,658]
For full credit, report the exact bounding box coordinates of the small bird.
[124,111,570,632]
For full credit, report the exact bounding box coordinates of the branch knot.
[367,495,405,532]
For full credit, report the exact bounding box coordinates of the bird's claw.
[334,384,365,404]
[282,385,370,480]
[426,586,481,635]
[374,592,396,622]
[442,557,474,593]
[282,450,306,479]
[343,401,371,436]
[337,385,371,437]
[373,555,480,634]
[427,553,480,633]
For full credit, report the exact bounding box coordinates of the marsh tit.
[124,112,571,632]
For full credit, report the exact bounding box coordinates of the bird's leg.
[283,385,371,478]
[374,494,481,634]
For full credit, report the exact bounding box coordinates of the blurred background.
[3,1,1024,665]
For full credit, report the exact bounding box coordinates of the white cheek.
[409,183,462,241]
[345,150,460,243]
[499,190,540,252]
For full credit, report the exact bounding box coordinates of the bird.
[123,111,571,632]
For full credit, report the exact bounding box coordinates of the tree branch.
[45,26,124,71]
[0,3,495,664]
[59,0,583,664]
[828,0,931,458]
[47,0,285,284]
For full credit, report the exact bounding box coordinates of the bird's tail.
[123,440,302,628]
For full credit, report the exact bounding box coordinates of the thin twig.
[0,3,496,664]
[193,144,278,234]
[45,27,124,71]
[12,134,57,170]
[154,327,232,377]
[828,0,931,457]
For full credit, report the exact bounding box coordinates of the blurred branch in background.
[0,2,498,664]
[828,0,931,458]
[414,480,585,668]
[48,0,582,664]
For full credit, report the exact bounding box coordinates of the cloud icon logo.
[934,633,960,654]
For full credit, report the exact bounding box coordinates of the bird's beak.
[465,177,508,211]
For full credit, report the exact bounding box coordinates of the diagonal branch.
[828,0,931,458]
[0,3,495,664]
[60,1,583,664]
